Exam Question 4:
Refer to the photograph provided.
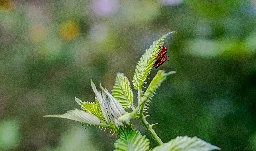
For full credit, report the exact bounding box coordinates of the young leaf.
[142,70,176,105]
[91,81,112,124]
[44,109,101,125]
[101,86,126,126]
[152,136,220,151]
[112,73,133,109]
[132,32,174,90]
[91,80,126,127]
[75,97,105,122]
[114,128,150,151]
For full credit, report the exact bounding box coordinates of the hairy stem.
[138,88,163,145]
[127,88,163,145]
[126,89,142,120]
[137,89,142,105]
[140,113,163,145]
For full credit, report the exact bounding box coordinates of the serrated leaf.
[152,136,220,151]
[132,32,174,90]
[101,86,126,126]
[141,70,176,106]
[44,109,101,125]
[75,97,105,122]
[91,81,126,127]
[114,128,150,151]
[91,81,111,124]
[112,73,133,109]
[102,86,126,117]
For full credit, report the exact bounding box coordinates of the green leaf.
[114,128,150,151]
[132,32,174,90]
[152,136,220,151]
[91,81,126,127]
[75,97,105,122]
[44,109,101,125]
[141,70,176,107]
[101,86,126,126]
[91,81,111,124]
[112,73,133,109]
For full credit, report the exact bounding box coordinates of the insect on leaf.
[132,32,174,90]
[154,46,168,69]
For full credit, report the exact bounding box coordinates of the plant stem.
[137,89,142,105]
[140,113,163,145]
[137,88,163,145]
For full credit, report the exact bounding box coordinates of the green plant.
[45,32,220,151]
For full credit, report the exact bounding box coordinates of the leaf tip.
[75,97,82,105]
[165,71,176,76]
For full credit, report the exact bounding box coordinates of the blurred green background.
[1,0,256,150]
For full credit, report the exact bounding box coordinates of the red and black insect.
[154,46,168,69]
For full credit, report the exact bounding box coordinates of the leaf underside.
[44,109,101,125]
[152,136,220,151]
[101,85,126,123]
[91,81,112,124]
[91,81,126,127]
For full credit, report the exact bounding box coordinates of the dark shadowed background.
[1,0,256,150]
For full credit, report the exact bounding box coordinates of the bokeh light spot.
[92,0,119,16]
[89,23,108,42]
[221,43,249,60]
[0,120,20,150]
[59,21,80,41]
[0,0,15,13]
[29,24,48,42]
[159,0,183,6]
